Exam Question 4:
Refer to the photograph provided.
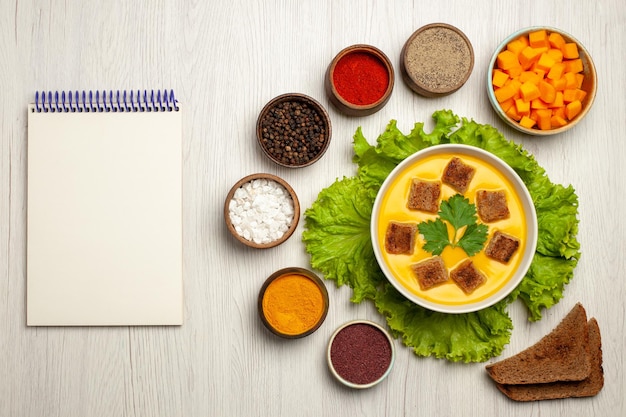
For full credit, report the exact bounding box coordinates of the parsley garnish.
[417,194,488,257]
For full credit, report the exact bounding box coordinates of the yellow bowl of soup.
[371,144,537,313]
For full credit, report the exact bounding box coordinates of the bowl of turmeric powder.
[487,26,596,135]
[258,267,329,339]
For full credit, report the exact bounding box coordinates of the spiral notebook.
[27,90,183,326]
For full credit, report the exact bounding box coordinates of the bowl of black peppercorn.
[256,93,332,168]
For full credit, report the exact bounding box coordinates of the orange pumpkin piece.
[565,100,582,120]
[497,50,519,70]
[538,80,557,103]
[562,42,579,59]
[492,69,509,88]
[520,82,541,101]
[529,30,549,48]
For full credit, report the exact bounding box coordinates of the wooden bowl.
[258,267,329,339]
[487,26,597,136]
[224,173,300,249]
[256,93,332,168]
[325,44,395,117]
[401,23,474,97]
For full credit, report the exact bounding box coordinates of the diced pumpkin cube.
[529,30,549,48]
[548,76,567,91]
[546,48,564,63]
[565,100,582,120]
[519,81,541,101]
[494,84,518,103]
[563,88,587,103]
[519,116,536,129]
[519,70,541,84]
[548,32,566,49]
[519,46,546,69]
[507,37,529,55]
[535,109,552,130]
[531,98,549,109]
[497,50,520,70]
[565,58,584,73]
[538,80,556,103]
[562,42,579,59]
[547,62,567,80]
[548,91,565,108]
[506,65,524,78]
[551,115,568,128]
[492,69,509,88]
[552,105,566,119]
[563,72,578,89]
[499,97,515,112]
[505,104,522,121]
[535,53,556,72]
[515,98,531,115]
[574,73,585,89]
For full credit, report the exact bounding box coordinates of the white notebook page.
[27,106,183,326]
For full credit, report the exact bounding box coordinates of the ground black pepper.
[329,322,392,386]
[259,100,328,167]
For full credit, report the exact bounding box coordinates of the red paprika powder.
[332,52,389,106]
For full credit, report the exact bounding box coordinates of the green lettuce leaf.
[302,177,384,302]
[375,284,513,362]
[303,110,580,362]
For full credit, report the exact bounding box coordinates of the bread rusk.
[495,318,604,401]
[485,303,591,385]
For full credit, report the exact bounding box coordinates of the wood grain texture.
[1,0,624,416]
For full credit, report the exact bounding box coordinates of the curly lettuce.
[302,110,580,362]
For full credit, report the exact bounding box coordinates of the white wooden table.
[1,1,624,416]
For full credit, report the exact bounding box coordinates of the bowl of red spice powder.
[325,44,395,117]
[327,320,395,389]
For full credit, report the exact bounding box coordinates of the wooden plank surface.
[1,1,624,416]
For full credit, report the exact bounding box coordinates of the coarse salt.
[228,178,295,245]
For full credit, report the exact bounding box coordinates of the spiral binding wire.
[33,90,179,113]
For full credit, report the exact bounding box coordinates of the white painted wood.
[1,0,624,416]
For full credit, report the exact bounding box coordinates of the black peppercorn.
[257,96,330,167]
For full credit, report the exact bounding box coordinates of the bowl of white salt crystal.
[224,173,300,249]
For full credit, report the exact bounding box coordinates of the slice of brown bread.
[495,318,604,401]
[485,303,591,384]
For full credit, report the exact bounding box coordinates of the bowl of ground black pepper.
[327,320,395,389]
[325,44,395,117]
[401,23,474,97]
[256,93,332,168]
[224,173,300,249]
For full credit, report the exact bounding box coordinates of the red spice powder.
[332,52,389,106]
[330,323,392,385]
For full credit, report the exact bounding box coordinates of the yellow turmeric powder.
[261,273,325,336]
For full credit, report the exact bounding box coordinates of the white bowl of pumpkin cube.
[371,144,538,314]
[487,26,596,135]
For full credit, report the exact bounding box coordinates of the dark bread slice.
[476,190,510,222]
[384,221,417,255]
[411,256,448,290]
[485,303,591,385]
[485,231,520,264]
[450,259,486,294]
[442,157,475,194]
[495,318,603,401]
[407,179,441,213]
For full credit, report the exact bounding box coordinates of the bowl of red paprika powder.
[327,320,395,389]
[325,44,395,117]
